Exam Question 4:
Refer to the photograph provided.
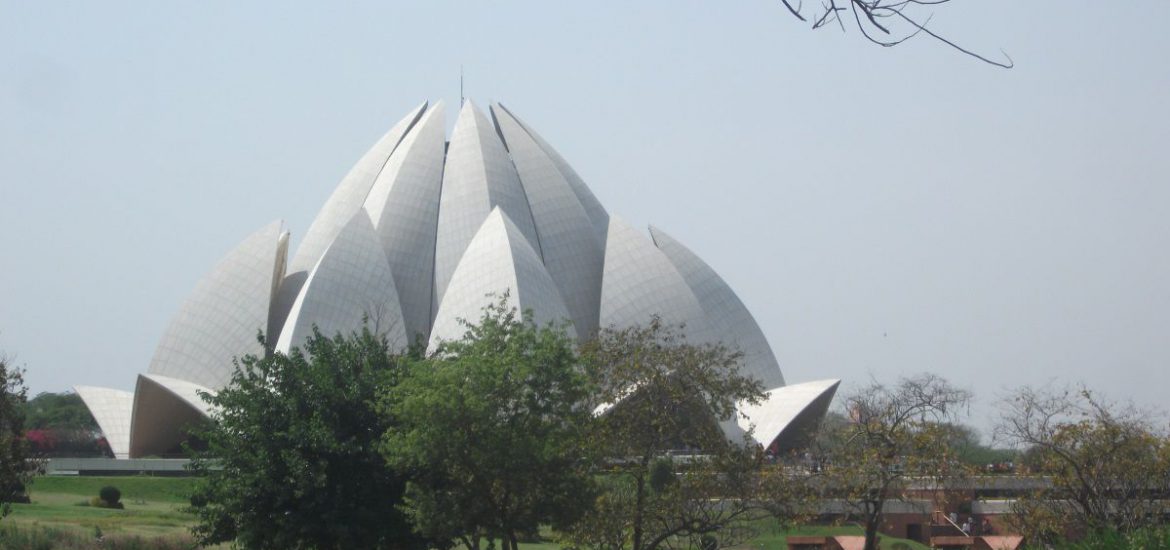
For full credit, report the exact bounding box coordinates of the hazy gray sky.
[2,1,1167,437]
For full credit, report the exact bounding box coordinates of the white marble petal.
[276,211,407,354]
[429,208,575,351]
[491,103,603,339]
[363,102,447,342]
[129,374,215,458]
[74,386,134,459]
[599,217,709,342]
[724,379,841,451]
[433,101,541,316]
[493,103,609,239]
[649,226,785,389]
[147,221,284,391]
[289,102,427,274]
[266,231,294,340]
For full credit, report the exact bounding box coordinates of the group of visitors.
[984,461,1016,474]
[948,512,995,536]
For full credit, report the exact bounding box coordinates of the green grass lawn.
[26,476,198,504]
[513,521,931,550]
[4,475,201,542]
[7,476,929,550]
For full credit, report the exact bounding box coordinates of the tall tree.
[23,392,106,458]
[564,318,786,550]
[24,392,99,432]
[0,353,34,519]
[995,386,1170,544]
[814,373,971,550]
[188,328,425,550]
[380,298,595,550]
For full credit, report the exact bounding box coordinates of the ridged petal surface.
[494,103,609,238]
[433,101,541,316]
[492,103,603,338]
[74,386,134,459]
[599,217,709,342]
[147,221,284,390]
[362,102,447,342]
[275,211,406,354]
[289,102,427,274]
[649,226,785,389]
[429,208,575,351]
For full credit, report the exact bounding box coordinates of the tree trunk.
[864,502,883,550]
[633,466,648,550]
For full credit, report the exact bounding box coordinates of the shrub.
[649,458,676,492]
[87,487,124,510]
[99,486,121,506]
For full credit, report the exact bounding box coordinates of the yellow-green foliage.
[1000,387,1170,543]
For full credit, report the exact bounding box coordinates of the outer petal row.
[649,226,786,389]
[147,220,286,390]
[73,386,133,459]
[129,374,214,458]
[728,379,840,451]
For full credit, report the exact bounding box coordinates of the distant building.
[75,100,839,458]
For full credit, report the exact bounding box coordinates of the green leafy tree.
[1,353,35,519]
[381,298,594,550]
[24,392,99,431]
[380,298,595,550]
[995,386,1170,544]
[565,447,809,550]
[814,374,972,550]
[563,318,789,550]
[23,392,107,457]
[188,328,425,550]
[938,423,1017,470]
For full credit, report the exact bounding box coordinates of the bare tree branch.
[780,0,1014,68]
[782,0,807,21]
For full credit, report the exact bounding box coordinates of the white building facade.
[76,100,838,459]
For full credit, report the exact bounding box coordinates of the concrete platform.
[43,457,198,476]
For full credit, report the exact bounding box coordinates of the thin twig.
[780,0,1013,68]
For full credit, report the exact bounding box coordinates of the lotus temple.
[73,100,839,459]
